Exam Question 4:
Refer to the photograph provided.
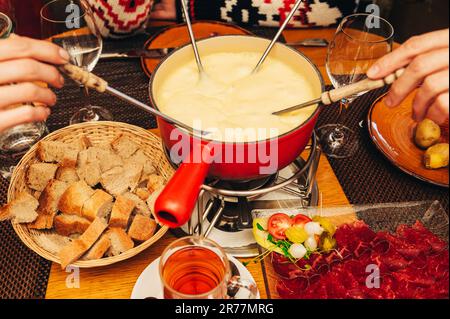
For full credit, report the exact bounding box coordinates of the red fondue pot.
[149,35,325,228]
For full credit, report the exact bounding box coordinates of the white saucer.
[131,255,260,299]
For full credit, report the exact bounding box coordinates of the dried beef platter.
[251,202,449,299]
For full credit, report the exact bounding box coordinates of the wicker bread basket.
[8,122,174,268]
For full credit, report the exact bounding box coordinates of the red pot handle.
[155,144,212,228]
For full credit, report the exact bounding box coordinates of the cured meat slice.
[354,241,372,258]
[339,259,366,279]
[410,251,429,270]
[325,250,342,266]
[324,272,347,298]
[380,250,411,272]
[276,276,309,298]
[370,237,391,254]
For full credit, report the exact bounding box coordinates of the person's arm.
[367,29,449,125]
[0,35,69,132]
[151,0,366,28]
[151,0,176,20]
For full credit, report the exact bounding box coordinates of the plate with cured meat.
[251,201,449,299]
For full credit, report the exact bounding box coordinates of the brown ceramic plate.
[141,21,253,77]
[368,91,449,188]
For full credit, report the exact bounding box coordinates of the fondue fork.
[252,0,304,73]
[285,38,329,47]
[58,64,210,136]
[272,68,406,115]
[180,0,205,76]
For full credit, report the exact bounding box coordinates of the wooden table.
[45,27,350,299]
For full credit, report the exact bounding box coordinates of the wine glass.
[318,13,394,158]
[0,10,12,40]
[40,0,113,124]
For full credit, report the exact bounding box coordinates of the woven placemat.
[317,87,449,212]
[0,25,282,299]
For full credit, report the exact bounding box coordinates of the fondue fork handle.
[59,64,207,135]
[253,0,304,74]
[273,68,406,115]
[321,68,405,105]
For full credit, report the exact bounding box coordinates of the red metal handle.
[155,144,212,228]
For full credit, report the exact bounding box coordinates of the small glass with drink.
[160,236,258,299]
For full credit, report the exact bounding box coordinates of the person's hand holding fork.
[0,35,69,132]
[368,29,449,125]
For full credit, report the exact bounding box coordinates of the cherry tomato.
[268,213,293,240]
[292,214,312,227]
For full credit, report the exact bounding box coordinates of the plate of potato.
[0,122,175,268]
[368,90,449,188]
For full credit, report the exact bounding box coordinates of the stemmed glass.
[40,0,113,124]
[318,13,394,158]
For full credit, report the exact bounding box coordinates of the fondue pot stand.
[149,35,325,228]
[171,134,322,257]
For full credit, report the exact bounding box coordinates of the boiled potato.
[424,143,449,169]
[414,119,441,149]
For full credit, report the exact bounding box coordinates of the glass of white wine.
[40,0,113,124]
[319,13,394,159]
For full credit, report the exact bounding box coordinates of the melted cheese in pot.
[157,52,317,142]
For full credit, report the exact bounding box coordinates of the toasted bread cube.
[100,163,143,197]
[56,166,80,184]
[82,234,111,260]
[54,214,92,236]
[109,195,135,228]
[37,141,79,167]
[128,215,157,242]
[27,163,58,192]
[147,174,165,194]
[59,217,108,269]
[58,181,94,216]
[29,180,68,230]
[0,192,38,223]
[106,227,134,256]
[111,134,139,159]
[82,189,114,221]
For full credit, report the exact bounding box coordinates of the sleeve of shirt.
[176,0,223,23]
[176,0,372,28]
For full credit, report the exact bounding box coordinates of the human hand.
[367,29,449,125]
[0,35,69,132]
[150,0,176,20]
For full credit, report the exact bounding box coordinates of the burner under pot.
[206,197,253,232]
